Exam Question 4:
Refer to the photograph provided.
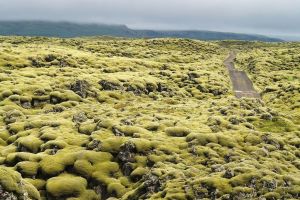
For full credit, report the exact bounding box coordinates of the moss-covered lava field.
[0,37,299,199]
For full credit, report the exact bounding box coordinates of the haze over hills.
[270,34,300,42]
[0,21,284,42]
[0,0,299,199]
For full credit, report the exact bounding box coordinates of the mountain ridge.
[0,21,283,42]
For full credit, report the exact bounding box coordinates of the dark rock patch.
[99,80,122,91]
[117,141,136,176]
[72,112,88,123]
[70,80,89,98]
[0,185,18,200]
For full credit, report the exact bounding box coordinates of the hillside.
[0,37,299,200]
[0,21,283,42]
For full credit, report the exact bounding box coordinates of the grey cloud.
[0,0,299,35]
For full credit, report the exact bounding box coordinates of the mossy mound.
[165,127,191,137]
[46,173,87,198]
[15,161,39,177]
[16,135,44,153]
[0,37,299,199]
[0,166,41,200]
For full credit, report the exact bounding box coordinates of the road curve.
[224,51,261,99]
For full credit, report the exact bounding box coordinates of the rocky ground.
[0,37,299,199]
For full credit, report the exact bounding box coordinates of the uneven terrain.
[0,37,299,200]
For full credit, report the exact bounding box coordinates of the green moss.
[16,135,44,153]
[0,138,6,146]
[193,146,218,158]
[96,119,115,129]
[100,137,128,153]
[198,176,233,195]
[119,176,131,187]
[41,139,68,151]
[165,127,191,137]
[74,159,94,177]
[0,130,10,141]
[22,180,42,200]
[144,122,160,131]
[16,161,39,176]
[46,173,87,197]
[7,122,26,134]
[130,167,148,178]
[78,122,97,135]
[0,37,299,200]
[0,166,20,191]
[244,134,261,145]
[24,178,46,190]
[77,150,112,164]
[263,192,281,199]
[0,166,41,200]
[107,91,124,100]
[147,154,168,164]
[5,152,41,165]
[39,131,57,141]
[0,157,5,164]
[107,182,126,198]
[72,189,100,200]
[0,144,17,157]
[50,90,82,104]
[217,134,237,148]
[92,162,120,187]
[289,185,300,196]
[232,186,254,195]
[40,158,65,176]
[186,132,218,145]
[165,193,187,200]
[93,162,119,177]
[129,138,153,153]
[134,155,148,166]
[60,100,79,108]
[254,117,296,132]
[1,89,13,99]
[40,152,77,176]
[229,172,261,187]
[114,125,149,137]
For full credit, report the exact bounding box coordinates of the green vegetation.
[0,37,299,199]
[46,174,88,198]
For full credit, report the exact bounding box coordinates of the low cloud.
[0,0,299,35]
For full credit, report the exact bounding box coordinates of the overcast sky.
[0,0,300,36]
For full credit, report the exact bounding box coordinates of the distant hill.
[0,21,283,42]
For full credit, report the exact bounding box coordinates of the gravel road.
[224,52,261,98]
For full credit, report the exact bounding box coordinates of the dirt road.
[224,52,261,99]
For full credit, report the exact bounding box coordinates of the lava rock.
[143,174,161,193]
[99,80,122,91]
[122,162,134,176]
[112,126,125,136]
[72,112,88,123]
[223,169,235,179]
[117,141,136,163]
[70,80,89,98]
[0,185,18,200]
[125,85,145,95]
[87,139,102,151]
